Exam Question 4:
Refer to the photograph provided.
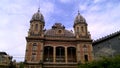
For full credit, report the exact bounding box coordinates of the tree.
[78,55,120,68]
[19,62,24,68]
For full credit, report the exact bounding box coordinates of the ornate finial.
[38,0,40,12]
[38,8,40,12]
[78,10,80,15]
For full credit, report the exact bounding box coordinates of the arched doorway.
[44,46,53,62]
[67,47,76,62]
[56,46,65,62]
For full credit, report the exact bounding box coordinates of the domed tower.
[28,9,45,37]
[25,9,45,68]
[73,11,93,63]
[74,11,90,38]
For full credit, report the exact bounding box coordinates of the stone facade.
[24,10,93,68]
[93,31,120,60]
[0,52,12,68]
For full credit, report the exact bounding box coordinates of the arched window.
[77,27,79,33]
[56,47,65,62]
[31,53,36,61]
[35,24,38,31]
[83,45,87,52]
[40,25,42,31]
[44,46,53,62]
[32,43,37,51]
[67,47,76,62]
[81,26,84,32]
[31,24,33,30]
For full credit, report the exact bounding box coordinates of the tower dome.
[74,11,86,24]
[30,9,45,23]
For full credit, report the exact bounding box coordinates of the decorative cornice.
[26,36,92,42]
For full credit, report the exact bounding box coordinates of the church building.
[24,9,93,68]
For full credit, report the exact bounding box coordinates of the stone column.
[40,43,44,61]
[40,42,44,68]
[77,44,80,62]
[65,47,68,63]
[53,46,56,63]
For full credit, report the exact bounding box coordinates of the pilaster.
[53,46,56,63]
[76,44,80,62]
[40,42,44,61]
[65,47,68,63]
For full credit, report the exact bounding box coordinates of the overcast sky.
[0,0,120,62]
